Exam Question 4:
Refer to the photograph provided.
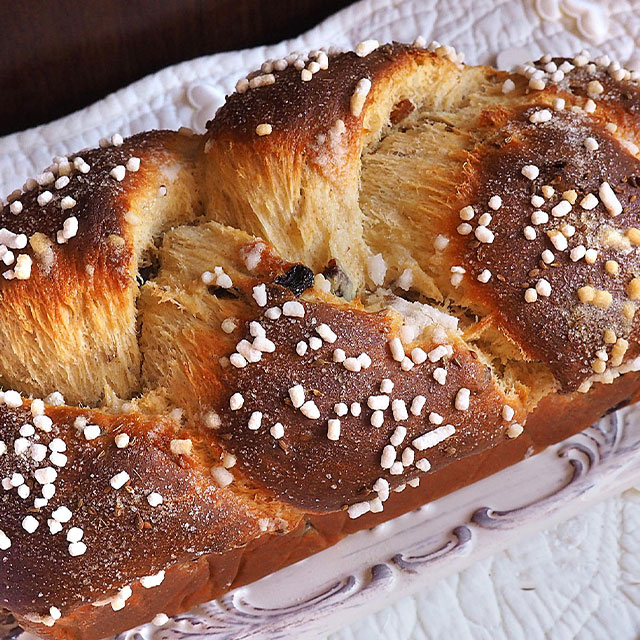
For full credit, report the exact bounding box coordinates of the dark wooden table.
[0,0,355,136]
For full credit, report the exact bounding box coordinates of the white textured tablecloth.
[2,1,640,637]
[329,490,640,640]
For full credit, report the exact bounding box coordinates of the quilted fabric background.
[328,490,640,639]
[2,1,640,638]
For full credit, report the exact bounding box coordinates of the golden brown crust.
[218,287,507,511]
[3,42,640,640]
[457,106,640,389]
[1,131,188,276]
[549,58,640,125]
[0,130,202,404]
[209,43,424,142]
[22,371,640,640]
[0,402,276,619]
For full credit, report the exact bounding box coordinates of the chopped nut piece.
[577,286,595,303]
[506,423,524,439]
[593,290,613,309]
[627,228,640,245]
[611,338,630,366]
[605,260,619,276]
[627,278,640,300]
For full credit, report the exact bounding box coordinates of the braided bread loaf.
[2,41,640,639]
